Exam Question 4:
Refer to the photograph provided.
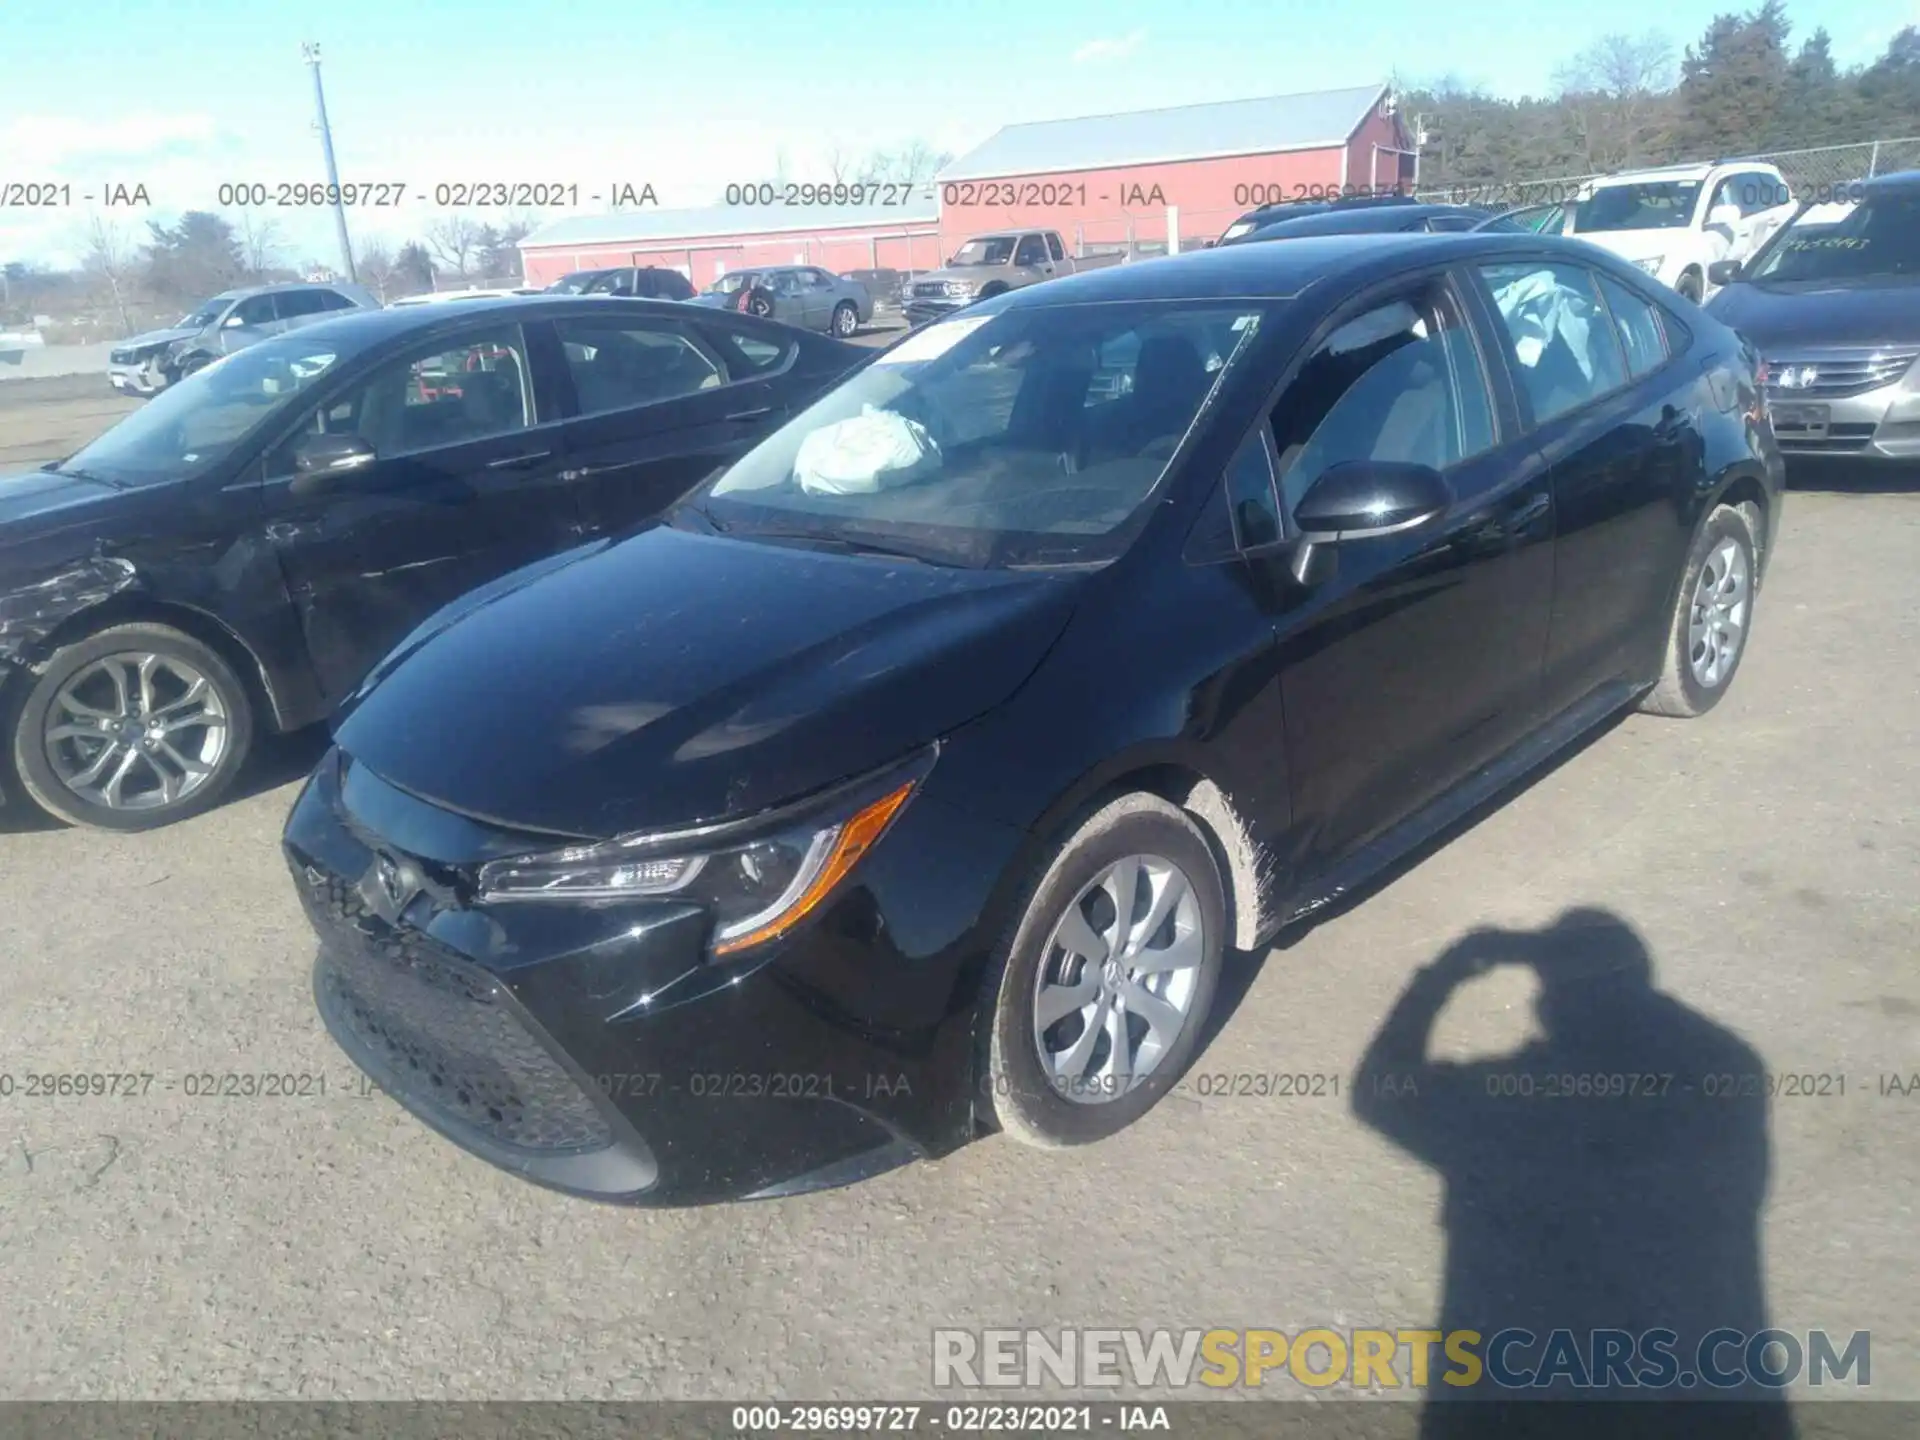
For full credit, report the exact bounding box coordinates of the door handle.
[485,449,553,470]
[724,407,774,422]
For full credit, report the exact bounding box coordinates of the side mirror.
[1708,259,1743,287]
[1294,460,1452,543]
[1707,203,1742,230]
[289,432,377,495]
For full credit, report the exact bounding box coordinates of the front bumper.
[106,356,170,395]
[903,295,972,326]
[285,748,1016,1205]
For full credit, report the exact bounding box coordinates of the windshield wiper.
[730,527,966,567]
[52,462,130,490]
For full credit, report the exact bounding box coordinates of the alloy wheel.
[43,651,231,811]
[1031,853,1205,1104]
[1688,536,1750,689]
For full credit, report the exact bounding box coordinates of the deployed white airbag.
[1490,269,1599,378]
[793,404,942,495]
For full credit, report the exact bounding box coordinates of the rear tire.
[1640,503,1760,719]
[980,793,1225,1149]
[831,301,858,337]
[8,622,254,831]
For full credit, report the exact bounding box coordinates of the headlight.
[474,757,928,957]
[1633,256,1664,276]
[944,280,976,297]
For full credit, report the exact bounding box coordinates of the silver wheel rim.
[43,652,230,811]
[1032,853,1205,1105]
[836,306,854,335]
[1688,536,1750,689]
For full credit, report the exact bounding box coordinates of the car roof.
[1863,168,1920,196]
[1239,203,1488,240]
[991,230,1578,307]
[283,294,758,345]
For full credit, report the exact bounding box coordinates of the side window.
[1739,172,1787,216]
[1045,233,1065,262]
[1270,283,1496,514]
[556,318,725,415]
[1014,235,1046,266]
[275,290,328,320]
[268,326,532,473]
[319,289,360,311]
[702,326,791,376]
[229,294,278,328]
[1224,428,1282,548]
[1424,214,1475,232]
[1475,261,1628,425]
[1597,274,1669,379]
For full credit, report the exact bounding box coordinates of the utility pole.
[302,42,357,283]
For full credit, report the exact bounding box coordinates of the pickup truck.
[902,229,1146,326]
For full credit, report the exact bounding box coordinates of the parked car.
[389,287,545,306]
[0,297,862,830]
[902,229,1117,326]
[1705,168,1920,464]
[688,267,872,336]
[1220,203,1514,246]
[1216,193,1418,245]
[545,267,697,301]
[285,230,1783,1205]
[106,281,378,396]
[1564,161,1799,303]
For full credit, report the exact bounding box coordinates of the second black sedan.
[0,297,860,829]
[286,231,1782,1206]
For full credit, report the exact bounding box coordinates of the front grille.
[1774,421,1876,452]
[912,283,948,299]
[298,862,614,1154]
[1765,349,1917,400]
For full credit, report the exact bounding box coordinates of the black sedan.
[286,232,1783,1205]
[0,297,860,830]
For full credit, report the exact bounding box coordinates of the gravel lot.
[1,367,1916,1405]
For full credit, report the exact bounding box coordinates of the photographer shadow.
[1352,907,1795,1438]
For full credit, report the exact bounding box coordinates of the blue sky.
[2,0,1912,268]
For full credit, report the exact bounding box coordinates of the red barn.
[935,83,1415,251]
[518,83,1414,286]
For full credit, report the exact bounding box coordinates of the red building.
[518,83,1414,288]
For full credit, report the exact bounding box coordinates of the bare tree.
[234,211,286,278]
[80,215,136,336]
[356,239,400,303]
[1553,31,1680,171]
[424,215,483,280]
[825,143,853,185]
[853,140,953,187]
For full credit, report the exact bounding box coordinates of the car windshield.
[690,300,1268,568]
[175,299,230,329]
[56,331,367,487]
[1744,193,1920,283]
[549,273,601,293]
[951,237,1018,266]
[1574,181,1703,232]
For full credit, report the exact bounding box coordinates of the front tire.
[7,622,254,830]
[981,793,1225,1148]
[1640,503,1760,719]
[1676,268,1704,304]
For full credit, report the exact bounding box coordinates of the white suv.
[1566,161,1799,304]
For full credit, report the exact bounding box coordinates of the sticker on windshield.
[876,316,993,366]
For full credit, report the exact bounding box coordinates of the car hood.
[0,468,125,530]
[1706,278,1920,351]
[1571,229,1689,263]
[334,523,1083,838]
[113,325,198,352]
